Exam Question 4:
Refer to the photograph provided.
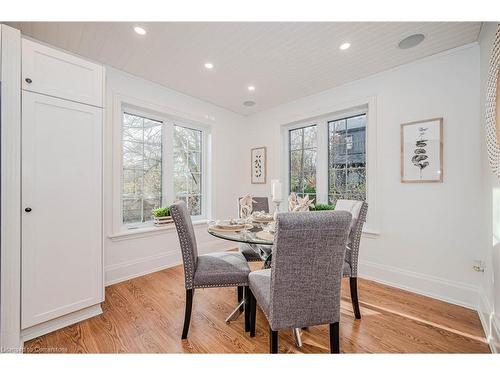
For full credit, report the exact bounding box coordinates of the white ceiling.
[7,22,481,115]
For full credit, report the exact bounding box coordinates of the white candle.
[272,180,282,201]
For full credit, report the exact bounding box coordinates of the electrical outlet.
[473,260,485,272]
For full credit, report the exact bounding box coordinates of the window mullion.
[141,117,145,222]
[300,129,305,196]
[316,119,328,204]
[163,121,174,206]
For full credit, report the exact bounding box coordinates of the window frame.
[121,110,165,226]
[288,123,318,200]
[172,121,206,220]
[327,113,367,204]
[281,97,379,235]
[112,95,211,235]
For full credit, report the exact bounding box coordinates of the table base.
[225,299,245,323]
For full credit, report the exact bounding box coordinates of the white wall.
[104,68,247,285]
[243,44,484,308]
[478,22,500,353]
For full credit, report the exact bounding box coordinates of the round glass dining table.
[207,222,274,246]
[208,222,274,268]
[207,222,274,266]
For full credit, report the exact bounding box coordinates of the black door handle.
[25,207,32,213]
[25,78,32,84]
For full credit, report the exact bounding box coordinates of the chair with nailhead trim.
[334,200,368,319]
[235,197,273,309]
[247,210,352,353]
[170,201,251,339]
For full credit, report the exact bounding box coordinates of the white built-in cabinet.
[22,39,103,106]
[21,39,104,331]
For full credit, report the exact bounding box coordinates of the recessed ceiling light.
[398,34,425,49]
[339,42,351,50]
[247,85,256,91]
[243,100,256,107]
[134,26,146,36]
[204,62,214,69]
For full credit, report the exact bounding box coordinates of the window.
[173,125,203,216]
[286,113,367,206]
[122,113,163,224]
[120,108,208,227]
[289,125,317,200]
[283,101,376,233]
[328,114,367,203]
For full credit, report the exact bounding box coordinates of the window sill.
[108,219,208,242]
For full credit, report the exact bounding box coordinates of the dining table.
[207,219,305,347]
[207,220,274,265]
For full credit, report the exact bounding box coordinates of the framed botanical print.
[251,147,267,184]
[401,118,443,183]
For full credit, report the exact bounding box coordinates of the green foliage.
[303,185,316,195]
[152,206,171,217]
[311,203,335,211]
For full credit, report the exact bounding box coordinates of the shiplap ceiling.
[8,22,481,115]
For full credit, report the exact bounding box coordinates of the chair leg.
[244,286,250,332]
[330,322,340,354]
[181,289,194,339]
[237,286,244,312]
[249,289,256,337]
[270,328,278,353]
[349,277,361,319]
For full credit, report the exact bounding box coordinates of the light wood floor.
[24,263,490,353]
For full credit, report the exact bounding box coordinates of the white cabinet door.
[22,39,103,107]
[22,91,103,329]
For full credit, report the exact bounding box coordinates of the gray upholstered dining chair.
[247,210,352,353]
[237,196,271,262]
[236,196,273,310]
[334,200,368,319]
[170,201,251,339]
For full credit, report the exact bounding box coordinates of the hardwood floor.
[24,263,490,353]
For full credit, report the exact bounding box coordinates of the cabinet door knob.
[25,78,32,84]
[25,207,32,213]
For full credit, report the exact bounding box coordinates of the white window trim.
[108,219,209,242]
[281,96,380,236]
[110,94,212,237]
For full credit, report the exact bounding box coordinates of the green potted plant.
[310,203,336,211]
[152,206,173,226]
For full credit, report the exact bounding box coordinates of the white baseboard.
[359,260,479,309]
[21,304,102,343]
[105,251,180,286]
[105,240,237,286]
[478,290,500,354]
[491,316,500,354]
[478,291,493,346]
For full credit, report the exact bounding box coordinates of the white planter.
[153,216,173,226]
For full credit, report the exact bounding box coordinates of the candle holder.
[273,199,282,221]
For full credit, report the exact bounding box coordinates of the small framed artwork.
[251,147,267,184]
[401,118,443,183]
